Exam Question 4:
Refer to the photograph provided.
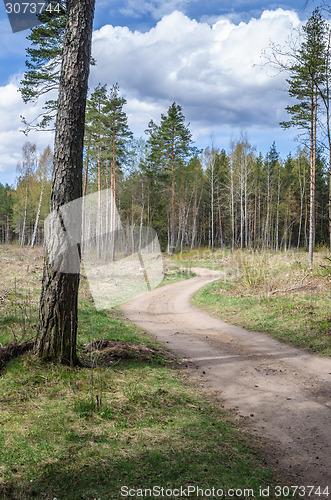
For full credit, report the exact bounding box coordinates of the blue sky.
[0,0,320,185]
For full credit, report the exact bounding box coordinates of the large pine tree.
[280,9,327,266]
[147,103,194,254]
[35,0,95,365]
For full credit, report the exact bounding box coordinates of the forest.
[1,8,330,259]
[0,106,329,253]
[0,2,330,498]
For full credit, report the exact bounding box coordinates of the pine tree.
[280,9,327,266]
[36,0,95,365]
[84,83,133,258]
[19,2,66,131]
[148,103,195,254]
[19,1,95,132]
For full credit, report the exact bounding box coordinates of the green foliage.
[280,9,327,133]
[0,184,14,243]
[84,83,133,192]
[19,1,66,131]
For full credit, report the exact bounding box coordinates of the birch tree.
[16,142,37,246]
[31,145,52,247]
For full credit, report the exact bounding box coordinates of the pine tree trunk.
[97,144,102,258]
[35,0,95,365]
[276,173,280,251]
[169,146,175,255]
[326,93,331,249]
[82,144,90,254]
[309,85,316,267]
[211,162,214,251]
[110,138,116,261]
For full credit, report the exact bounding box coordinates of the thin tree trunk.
[83,144,90,197]
[217,187,223,247]
[31,182,44,248]
[264,170,270,249]
[169,139,175,255]
[275,168,280,251]
[20,179,29,247]
[297,160,305,249]
[110,126,116,261]
[309,85,317,267]
[97,144,102,258]
[230,164,235,251]
[211,160,214,251]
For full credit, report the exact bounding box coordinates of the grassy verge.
[0,245,284,499]
[191,248,331,356]
[0,336,276,499]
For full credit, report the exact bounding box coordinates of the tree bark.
[35,0,95,365]
[169,140,175,255]
[309,85,317,267]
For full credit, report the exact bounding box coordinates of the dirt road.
[122,268,331,490]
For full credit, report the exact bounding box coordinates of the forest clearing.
[1,0,331,499]
[0,245,330,498]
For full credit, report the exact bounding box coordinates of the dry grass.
[192,248,331,355]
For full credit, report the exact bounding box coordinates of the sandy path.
[122,268,331,491]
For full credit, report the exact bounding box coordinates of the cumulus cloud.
[0,8,301,183]
[90,9,300,138]
[0,77,53,183]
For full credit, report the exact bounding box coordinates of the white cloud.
[0,8,302,184]
[91,8,300,138]
[0,77,53,184]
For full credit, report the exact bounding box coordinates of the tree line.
[1,98,329,254]
[4,5,328,257]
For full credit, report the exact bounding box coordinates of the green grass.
[0,246,287,500]
[0,304,281,500]
[0,249,312,500]
[192,249,331,356]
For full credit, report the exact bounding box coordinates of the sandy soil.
[122,268,331,492]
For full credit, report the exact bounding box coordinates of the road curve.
[122,268,331,490]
